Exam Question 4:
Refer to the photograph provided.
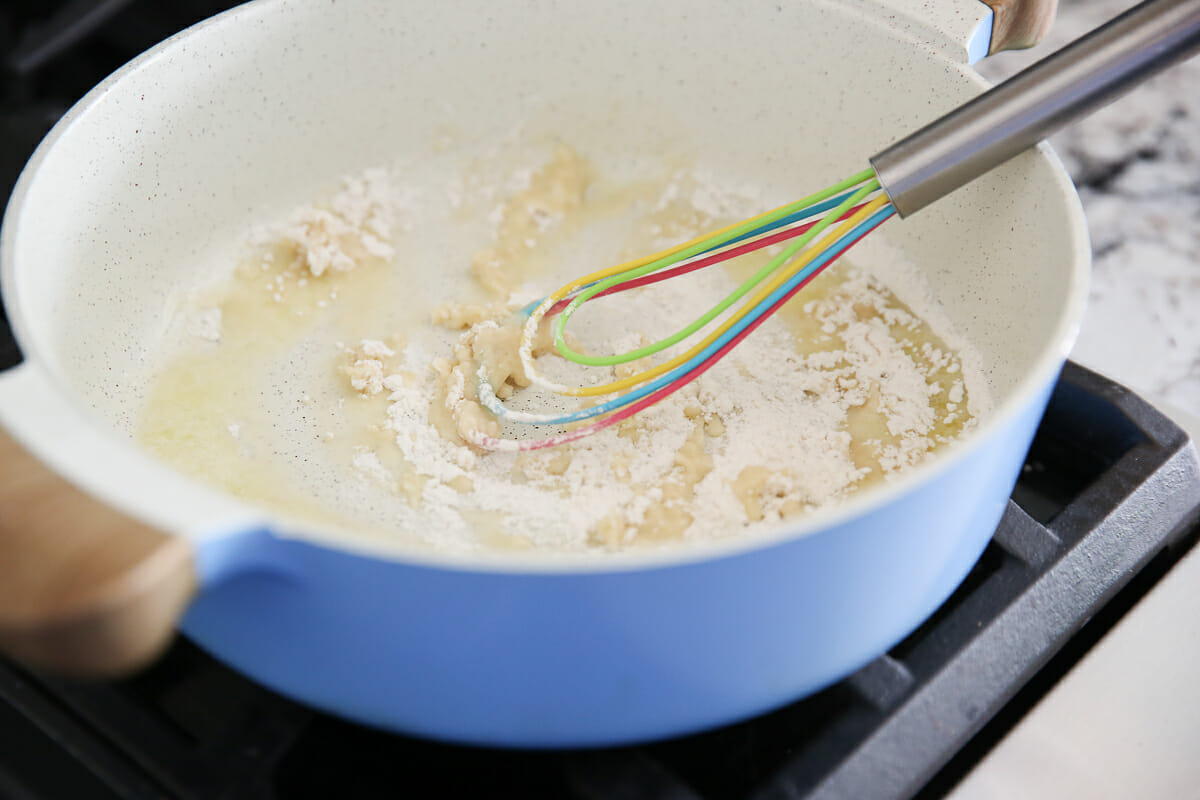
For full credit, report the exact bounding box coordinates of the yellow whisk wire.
[519,172,879,377]
[558,194,891,397]
[534,195,844,311]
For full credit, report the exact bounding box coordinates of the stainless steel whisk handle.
[870,0,1200,218]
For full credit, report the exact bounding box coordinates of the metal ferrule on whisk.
[870,0,1200,218]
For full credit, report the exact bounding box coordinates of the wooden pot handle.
[0,428,196,677]
[983,0,1059,54]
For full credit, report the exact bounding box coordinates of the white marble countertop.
[953,3,1200,796]
[978,0,1200,416]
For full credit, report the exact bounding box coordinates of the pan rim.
[0,0,1091,576]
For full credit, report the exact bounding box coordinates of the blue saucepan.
[0,0,1086,746]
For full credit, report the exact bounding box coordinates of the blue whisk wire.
[481,204,896,426]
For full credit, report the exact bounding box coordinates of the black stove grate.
[1,363,1198,800]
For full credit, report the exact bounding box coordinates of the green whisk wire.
[552,171,880,367]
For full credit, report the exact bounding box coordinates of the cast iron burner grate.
[1,362,1198,800]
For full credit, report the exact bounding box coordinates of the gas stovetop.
[1,363,1196,800]
[2,4,1200,799]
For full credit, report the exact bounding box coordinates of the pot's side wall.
[181,376,1055,746]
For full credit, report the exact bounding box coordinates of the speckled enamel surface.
[5,0,1086,449]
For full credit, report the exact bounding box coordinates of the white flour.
[142,149,991,554]
[368,257,984,550]
[250,168,397,277]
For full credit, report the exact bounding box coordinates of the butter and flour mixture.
[138,143,988,553]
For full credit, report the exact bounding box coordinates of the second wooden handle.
[984,0,1059,54]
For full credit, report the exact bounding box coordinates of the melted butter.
[138,240,430,535]
[723,249,974,494]
[137,148,980,550]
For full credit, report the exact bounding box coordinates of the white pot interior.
[1,0,1088,551]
